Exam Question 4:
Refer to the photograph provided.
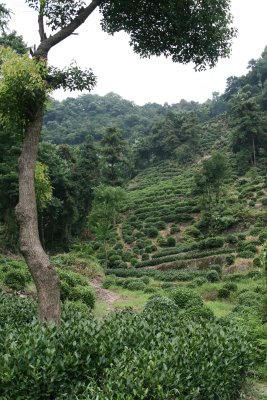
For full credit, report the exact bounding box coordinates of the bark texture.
[15,0,101,323]
[15,108,60,323]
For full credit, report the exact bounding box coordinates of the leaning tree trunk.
[15,107,61,323]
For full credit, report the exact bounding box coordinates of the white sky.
[7,0,267,105]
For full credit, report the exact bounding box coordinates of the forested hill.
[43,92,200,145]
[42,44,267,173]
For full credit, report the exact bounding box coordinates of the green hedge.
[152,236,226,259]
[106,268,209,282]
[0,310,253,399]
[136,248,233,268]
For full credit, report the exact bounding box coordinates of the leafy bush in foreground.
[168,287,203,308]
[3,270,26,291]
[0,294,35,327]
[0,310,253,400]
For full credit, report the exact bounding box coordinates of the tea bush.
[144,226,159,238]
[0,310,253,399]
[237,251,255,259]
[102,276,116,289]
[127,280,146,291]
[0,293,36,328]
[168,288,203,308]
[71,286,95,309]
[182,304,214,321]
[3,270,26,291]
[207,270,220,282]
[144,295,178,313]
[166,236,176,247]
[218,288,231,299]
[223,282,238,292]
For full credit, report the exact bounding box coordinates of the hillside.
[1,45,267,399]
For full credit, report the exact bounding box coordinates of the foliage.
[0,309,253,399]
[100,0,236,70]
[0,47,47,129]
[0,293,36,328]
[100,127,130,186]
[207,270,221,283]
[168,287,203,309]
[3,270,26,291]
[144,295,178,313]
[35,162,53,210]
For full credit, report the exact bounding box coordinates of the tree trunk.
[15,107,61,323]
[252,135,257,167]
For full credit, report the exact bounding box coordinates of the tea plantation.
[1,159,267,398]
[1,43,267,399]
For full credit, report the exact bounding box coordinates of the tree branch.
[38,13,46,42]
[34,0,102,58]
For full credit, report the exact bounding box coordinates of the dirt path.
[90,278,127,305]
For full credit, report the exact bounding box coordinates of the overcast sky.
[7,0,267,105]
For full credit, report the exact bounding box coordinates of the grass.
[205,300,234,317]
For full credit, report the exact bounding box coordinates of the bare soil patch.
[90,278,127,305]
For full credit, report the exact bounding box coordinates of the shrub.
[130,258,138,267]
[225,235,238,244]
[3,270,26,291]
[207,270,220,282]
[253,257,261,268]
[202,237,224,249]
[155,221,166,230]
[169,288,203,308]
[237,291,260,307]
[117,261,128,269]
[166,236,176,247]
[259,230,267,243]
[246,270,262,279]
[144,296,178,313]
[261,198,267,206]
[223,282,238,292]
[226,254,235,266]
[141,276,150,285]
[144,226,158,238]
[135,239,145,249]
[71,286,95,309]
[127,281,146,291]
[184,226,202,238]
[170,226,180,234]
[194,277,208,286]
[237,241,257,253]
[0,293,36,328]
[184,304,214,321]
[237,251,255,259]
[217,288,231,299]
[210,264,222,277]
[63,301,90,316]
[0,311,252,399]
[102,277,116,289]
[108,254,122,268]
[141,253,149,261]
[60,281,72,302]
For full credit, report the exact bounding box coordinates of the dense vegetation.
[1,5,267,397]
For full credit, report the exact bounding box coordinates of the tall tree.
[0,0,236,323]
[230,95,267,170]
[88,185,126,269]
[101,127,129,186]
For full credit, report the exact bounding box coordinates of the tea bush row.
[152,236,227,259]
[106,268,211,282]
[0,307,253,399]
[136,248,233,268]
